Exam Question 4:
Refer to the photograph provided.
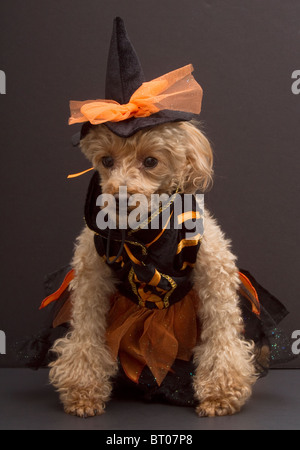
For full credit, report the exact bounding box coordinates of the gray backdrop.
[0,0,299,367]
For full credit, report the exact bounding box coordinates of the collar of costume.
[84,171,204,309]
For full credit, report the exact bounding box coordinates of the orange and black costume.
[18,171,294,406]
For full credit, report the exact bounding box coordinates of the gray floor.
[0,368,299,430]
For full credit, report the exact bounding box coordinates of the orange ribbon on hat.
[68,64,203,125]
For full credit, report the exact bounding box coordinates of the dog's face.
[81,121,213,203]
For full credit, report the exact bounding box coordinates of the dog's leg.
[49,226,118,417]
[192,213,257,417]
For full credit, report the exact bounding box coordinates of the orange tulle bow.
[68,64,203,125]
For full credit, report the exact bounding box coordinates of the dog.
[48,120,258,417]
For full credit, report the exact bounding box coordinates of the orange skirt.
[106,289,200,386]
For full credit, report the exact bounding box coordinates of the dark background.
[0,0,299,367]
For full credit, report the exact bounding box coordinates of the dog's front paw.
[194,367,255,417]
[196,398,241,417]
[64,400,106,418]
[195,383,252,417]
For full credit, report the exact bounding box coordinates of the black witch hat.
[75,17,202,140]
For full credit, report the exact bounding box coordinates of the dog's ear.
[79,125,113,166]
[79,128,98,164]
[182,122,214,193]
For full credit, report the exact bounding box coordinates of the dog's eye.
[102,156,114,168]
[143,157,158,168]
